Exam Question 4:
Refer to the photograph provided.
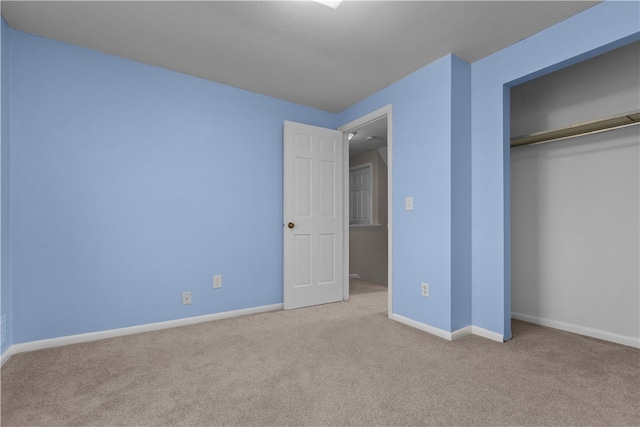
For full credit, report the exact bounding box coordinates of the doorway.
[339,105,392,315]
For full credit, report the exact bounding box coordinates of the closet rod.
[510,110,640,148]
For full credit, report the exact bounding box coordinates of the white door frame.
[338,104,393,315]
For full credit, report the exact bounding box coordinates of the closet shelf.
[510,110,640,148]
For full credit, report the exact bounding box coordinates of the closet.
[510,41,639,347]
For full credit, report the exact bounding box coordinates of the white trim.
[5,304,283,357]
[1,345,15,367]
[342,129,350,301]
[451,326,473,340]
[390,313,454,341]
[512,312,640,349]
[339,104,393,315]
[348,273,362,279]
[386,108,392,316]
[470,325,504,343]
[390,314,505,343]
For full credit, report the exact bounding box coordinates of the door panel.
[319,160,335,217]
[293,234,312,288]
[318,233,335,284]
[284,121,344,310]
[294,157,312,217]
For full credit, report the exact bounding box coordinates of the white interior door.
[283,121,344,310]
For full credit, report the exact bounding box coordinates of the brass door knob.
[288,222,295,229]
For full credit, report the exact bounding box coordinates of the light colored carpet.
[1,279,638,426]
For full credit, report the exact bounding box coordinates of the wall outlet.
[1,314,6,344]
[421,282,429,297]
[182,291,192,305]
[213,275,223,289]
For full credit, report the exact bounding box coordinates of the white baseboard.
[390,313,454,340]
[451,325,473,340]
[390,314,505,343]
[3,303,283,361]
[512,312,640,349]
[1,345,15,367]
[470,325,504,343]
[348,274,362,279]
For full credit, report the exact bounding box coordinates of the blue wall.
[1,17,12,353]
[338,54,470,332]
[471,1,640,339]
[7,29,334,344]
[450,56,472,331]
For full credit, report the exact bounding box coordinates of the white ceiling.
[1,1,599,113]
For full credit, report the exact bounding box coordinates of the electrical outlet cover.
[421,282,429,297]
[182,291,192,305]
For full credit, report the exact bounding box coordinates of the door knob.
[288,222,295,229]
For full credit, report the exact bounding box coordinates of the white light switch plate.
[405,196,414,211]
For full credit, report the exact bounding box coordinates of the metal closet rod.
[510,110,640,148]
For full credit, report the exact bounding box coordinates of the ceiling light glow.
[313,0,343,10]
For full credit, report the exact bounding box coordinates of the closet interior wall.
[510,41,640,347]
